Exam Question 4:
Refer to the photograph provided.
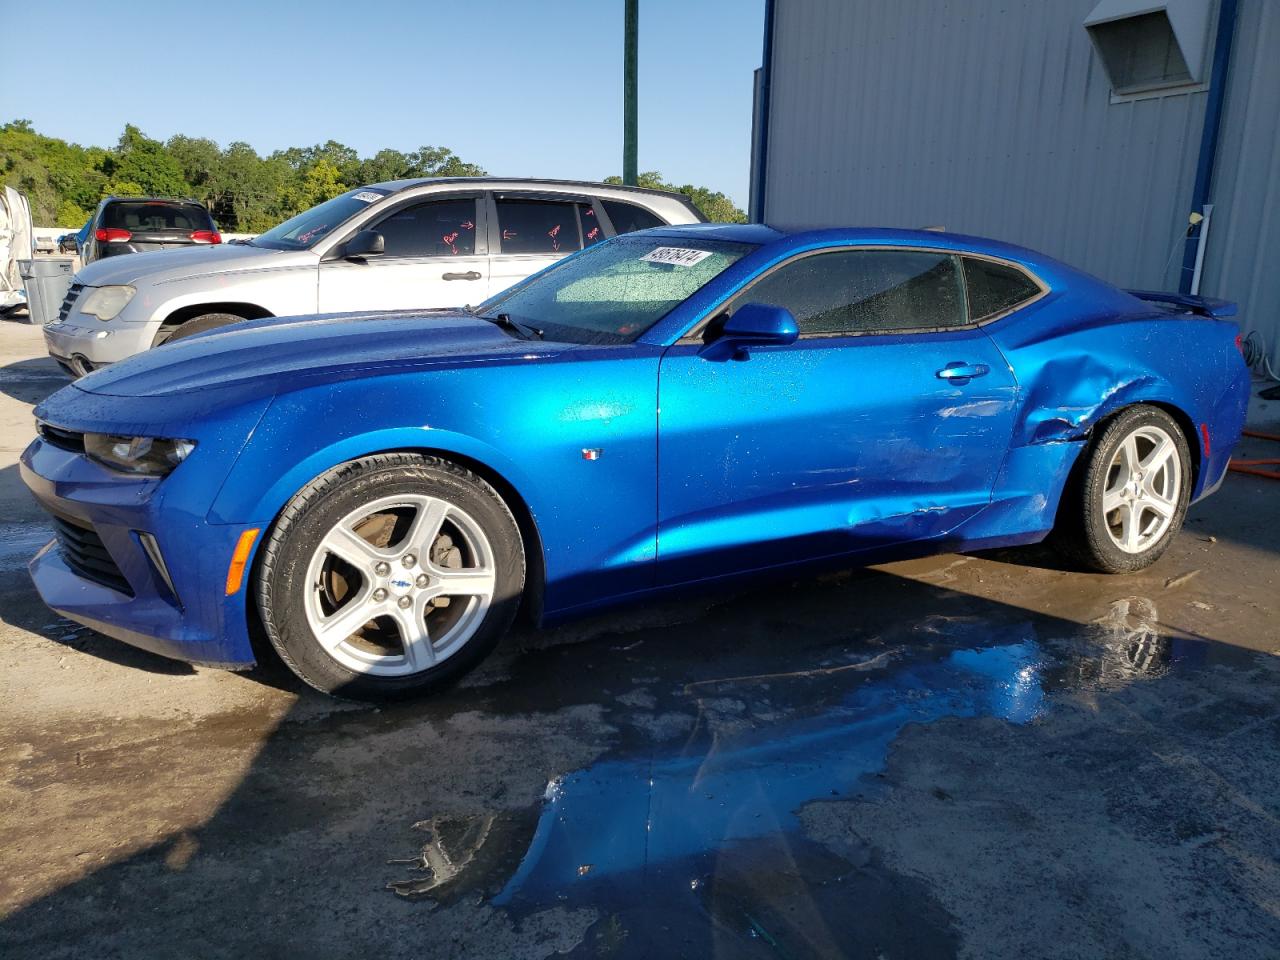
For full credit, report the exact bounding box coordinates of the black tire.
[255,454,525,699]
[1054,405,1192,573]
[154,311,246,346]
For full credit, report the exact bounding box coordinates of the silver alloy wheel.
[1102,424,1182,555]
[303,494,496,676]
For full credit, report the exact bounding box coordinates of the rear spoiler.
[1127,289,1238,319]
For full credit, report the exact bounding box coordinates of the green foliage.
[0,120,107,225]
[103,124,191,197]
[0,122,489,232]
[1,123,745,233]
[604,171,746,223]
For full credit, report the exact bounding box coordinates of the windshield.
[477,236,755,344]
[252,188,390,250]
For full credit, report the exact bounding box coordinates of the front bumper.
[43,317,156,374]
[20,435,260,669]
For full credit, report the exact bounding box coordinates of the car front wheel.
[256,454,525,698]
[1055,405,1191,573]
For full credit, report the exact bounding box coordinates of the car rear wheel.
[1055,405,1191,573]
[155,311,246,346]
[256,454,525,699]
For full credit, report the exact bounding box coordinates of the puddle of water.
[386,599,1244,957]
[0,369,66,382]
[492,629,1045,909]
[0,523,51,571]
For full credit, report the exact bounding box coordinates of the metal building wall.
[1198,0,1280,356]
[759,0,1279,362]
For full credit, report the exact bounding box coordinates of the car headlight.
[84,434,196,476]
[80,285,136,321]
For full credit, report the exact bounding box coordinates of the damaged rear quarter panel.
[984,282,1245,501]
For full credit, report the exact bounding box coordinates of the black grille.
[57,283,83,324]
[52,516,133,596]
[38,423,86,453]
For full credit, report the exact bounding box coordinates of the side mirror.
[345,230,385,260]
[698,303,799,361]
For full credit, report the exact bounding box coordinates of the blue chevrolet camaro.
[21,224,1249,697]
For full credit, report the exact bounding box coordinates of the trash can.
[17,257,76,326]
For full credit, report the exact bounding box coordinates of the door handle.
[442,271,482,281]
[936,362,990,384]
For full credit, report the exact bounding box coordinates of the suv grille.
[57,283,83,324]
[38,423,86,453]
[52,516,133,596]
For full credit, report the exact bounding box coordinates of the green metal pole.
[623,0,638,186]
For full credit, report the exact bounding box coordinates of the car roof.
[366,176,694,202]
[646,223,1055,270]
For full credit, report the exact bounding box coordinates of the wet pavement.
[1,320,1278,959]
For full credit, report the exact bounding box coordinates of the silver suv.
[44,178,704,376]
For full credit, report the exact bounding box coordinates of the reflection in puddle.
[493,630,1047,910]
[389,605,1211,952]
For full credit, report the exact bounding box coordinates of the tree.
[0,122,509,231]
[102,124,191,198]
[280,158,347,216]
[219,144,291,232]
[0,119,107,224]
[406,146,485,178]
[605,171,746,223]
[166,135,222,206]
[355,148,412,185]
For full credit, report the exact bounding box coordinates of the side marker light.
[225,528,261,596]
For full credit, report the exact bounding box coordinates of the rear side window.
[496,199,582,254]
[733,249,967,335]
[601,199,665,235]
[376,198,478,257]
[963,257,1041,320]
[102,201,213,232]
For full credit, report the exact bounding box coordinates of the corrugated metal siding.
[761,0,1280,363]
[1199,0,1280,363]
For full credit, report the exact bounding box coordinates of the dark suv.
[81,196,221,264]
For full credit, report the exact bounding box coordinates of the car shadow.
[0,354,69,406]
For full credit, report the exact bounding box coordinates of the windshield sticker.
[352,191,383,203]
[641,246,713,267]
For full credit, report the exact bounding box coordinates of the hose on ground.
[1240,330,1280,382]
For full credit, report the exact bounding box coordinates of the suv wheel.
[155,312,247,346]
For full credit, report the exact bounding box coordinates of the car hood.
[73,309,569,398]
[75,242,309,287]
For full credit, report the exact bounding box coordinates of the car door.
[656,246,1019,584]
[317,194,488,312]
[485,194,604,298]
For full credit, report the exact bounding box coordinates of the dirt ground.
[0,318,1277,959]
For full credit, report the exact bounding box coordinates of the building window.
[1085,0,1212,97]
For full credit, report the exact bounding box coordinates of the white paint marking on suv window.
[640,247,713,267]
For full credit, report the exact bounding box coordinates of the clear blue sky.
[0,0,765,206]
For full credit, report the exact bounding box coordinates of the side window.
[496,199,582,255]
[733,250,967,336]
[579,204,605,247]
[963,257,1041,320]
[375,198,477,258]
[601,199,665,235]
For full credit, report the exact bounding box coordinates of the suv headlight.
[80,285,136,321]
[84,434,195,476]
